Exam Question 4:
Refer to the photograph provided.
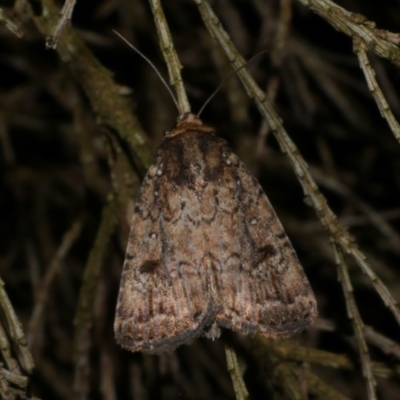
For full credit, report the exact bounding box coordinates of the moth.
[114,112,318,354]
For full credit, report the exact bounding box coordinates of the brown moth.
[114,112,317,354]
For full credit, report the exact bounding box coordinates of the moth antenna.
[197,50,269,117]
[113,30,181,114]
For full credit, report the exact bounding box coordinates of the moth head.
[176,112,202,125]
[165,113,212,138]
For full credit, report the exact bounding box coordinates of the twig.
[194,0,400,329]
[372,362,400,379]
[0,366,11,400]
[100,343,117,400]
[263,0,293,103]
[257,334,400,381]
[274,362,308,400]
[338,208,400,229]
[73,196,119,399]
[349,247,400,327]
[353,37,400,143]
[333,241,377,400]
[296,0,400,67]
[315,318,400,361]
[289,38,369,130]
[299,368,350,400]
[0,319,21,375]
[0,7,24,38]
[224,345,249,400]
[310,165,400,254]
[251,339,311,399]
[256,0,292,157]
[36,357,73,400]
[46,0,77,49]
[189,341,233,395]
[148,0,191,114]
[270,339,354,370]
[364,325,400,361]
[269,0,292,72]
[27,215,84,346]
[31,0,154,173]
[0,278,34,374]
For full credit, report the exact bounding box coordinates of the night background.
[1,0,400,399]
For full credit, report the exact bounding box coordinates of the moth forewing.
[114,114,317,354]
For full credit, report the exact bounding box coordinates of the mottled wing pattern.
[114,153,215,353]
[115,115,317,353]
[211,147,318,337]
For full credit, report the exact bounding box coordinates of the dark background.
[1,0,400,399]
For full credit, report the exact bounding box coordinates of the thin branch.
[32,0,154,173]
[0,324,21,374]
[148,0,191,114]
[273,362,308,400]
[28,215,84,346]
[333,241,377,400]
[353,37,400,143]
[310,166,400,254]
[257,334,400,381]
[372,362,400,379]
[251,340,311,399]
[270,339,354,370]
[73,196,119,399]
[300,368,351,400]
[0,367,12,400]
[0,278,34,374]
[1,368,29,391]
[224,345,249,400]
[256,0,292,158]
[0,7,24,38]
[364,325,400,361]
[315,318,400,361]
[296,0,400,67]
[46,0,77,49]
